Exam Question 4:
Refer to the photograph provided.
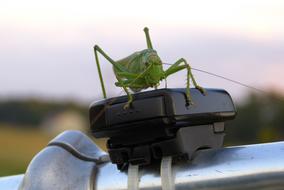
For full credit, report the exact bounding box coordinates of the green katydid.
[94,27,206,109]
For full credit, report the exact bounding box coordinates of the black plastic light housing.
[89,88,236,169]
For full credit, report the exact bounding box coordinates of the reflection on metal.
[0,131,284,190]
[0,175,23,190]
[18,131,108,190]
[96,141,284,190]
[48,130,110,163]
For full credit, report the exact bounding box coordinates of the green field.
[0,126,51,176]
[0,126,106,177]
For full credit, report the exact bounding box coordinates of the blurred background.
[1,0,284,176]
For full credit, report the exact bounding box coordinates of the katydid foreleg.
[116,76,133,109]
[115,63,156,108]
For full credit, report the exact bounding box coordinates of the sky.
[1,0,284,103]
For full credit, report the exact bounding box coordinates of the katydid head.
[141,49,162,66]
[147,52,162,66]
[141,49,164,86]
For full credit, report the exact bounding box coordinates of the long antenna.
[163,62,266,93]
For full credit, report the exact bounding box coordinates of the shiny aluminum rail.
[0,131,284,190]
[0,175,23,190]
[96,142,284,190]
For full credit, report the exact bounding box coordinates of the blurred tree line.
[226,92,284,145]
[0,92,284,145]
[0,99,88,128]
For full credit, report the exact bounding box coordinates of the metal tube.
[0,175,24,190]
[1,142,284,190]
[95,141,284,190]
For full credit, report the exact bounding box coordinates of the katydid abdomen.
[114,49,164,92]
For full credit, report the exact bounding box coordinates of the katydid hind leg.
[94,45,107,98]
[94,45,137,101]
[164,58,205,104]
[188,69,207,95]
[94,45,129,73]
[165,65,192,104]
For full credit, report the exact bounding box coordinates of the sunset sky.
[1,0,284,103]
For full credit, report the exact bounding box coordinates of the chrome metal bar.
[0,175,23,190]
[95,142,284,190]
[1,141,284,190]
